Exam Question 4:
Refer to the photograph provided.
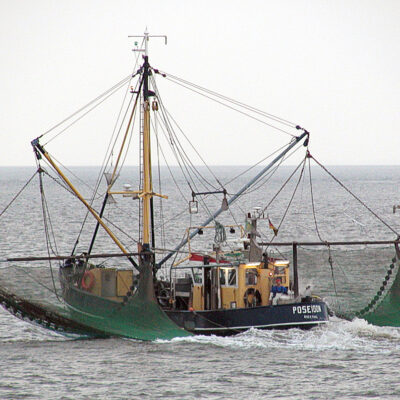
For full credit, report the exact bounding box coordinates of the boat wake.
[156,316,400,353]
[2,298,399,356]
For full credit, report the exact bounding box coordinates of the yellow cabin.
[173,258,291,311]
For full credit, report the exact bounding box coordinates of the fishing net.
[267,244,400,325]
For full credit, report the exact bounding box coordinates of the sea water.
[0,166,400,399]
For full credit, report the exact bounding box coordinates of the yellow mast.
[141,31,153,251]
[127,30,168,257]
[142,97,152,247]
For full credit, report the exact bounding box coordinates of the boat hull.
[63,281,328,338]
[166,301,329,335]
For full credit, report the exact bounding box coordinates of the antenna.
[129,30,167,56]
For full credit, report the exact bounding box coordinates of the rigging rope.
[163,107,221,190]
[310,153,399,237]
[237,141,304,198]
[327,245,339,309]
[307,155,324,242]
[152,77,219,194]
[73,57,143,252]
[219,143,306,239]
[160,75,296,138]
[150,76,223,190]
[153,72,274,240]
[43,76,133,145]
[223,142,292,187]
[7,265,61,296]
[265,156,307,249]
[39,166,139,247]
[261,155,306,215]
[76,79,142,254]
[156,69,297,129]
[151,81,217,222]
[0,170,38,218]
[152,111,167,253]
[38,168,61,302]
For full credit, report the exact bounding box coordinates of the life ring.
[81,270,95,291]
[243,288,262,307]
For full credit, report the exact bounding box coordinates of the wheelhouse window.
[274,266,286,275]
[219,268,226,285]
[245,268,258,285]
[219,267,237,287]
[228,268,237,286]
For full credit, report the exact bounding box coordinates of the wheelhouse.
[169,258,292,311]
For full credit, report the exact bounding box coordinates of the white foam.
[156,317,400,354]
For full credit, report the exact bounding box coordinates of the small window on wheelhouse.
[245,268,258,285]
[228,268,237,286]
[219,267,237,287]
[219,268,226,285]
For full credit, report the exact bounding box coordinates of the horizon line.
[1,164,400,168]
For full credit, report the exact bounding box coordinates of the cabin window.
[219,269,226,285]
[219,268,237,287]
[245,268,258,285]
[228,269,237,286]
[274,266,286,275]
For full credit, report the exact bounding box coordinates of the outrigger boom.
[157,129,309,268]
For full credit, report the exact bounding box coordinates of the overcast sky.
[1,0,399,166]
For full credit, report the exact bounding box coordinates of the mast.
[142,47,152,251]
[129,30,167,256]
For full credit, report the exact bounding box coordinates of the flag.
[268,217,278,236]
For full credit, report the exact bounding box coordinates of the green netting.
[1,244,400,334]
[0,264,191,340]
[63,266,191,340]
[267,243,400,326]
[356,258,400,326]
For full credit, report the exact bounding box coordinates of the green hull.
[63,267,191,340]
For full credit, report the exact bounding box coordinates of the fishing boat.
[2,32,400,340]
[46,32,328,338]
